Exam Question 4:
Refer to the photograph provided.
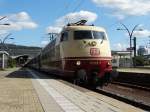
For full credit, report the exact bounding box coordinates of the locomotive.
[28,20,112,87]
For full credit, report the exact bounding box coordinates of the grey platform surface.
[29,69,145,112]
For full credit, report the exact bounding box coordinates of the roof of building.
[112,51,130,55]
[0,51,9,55]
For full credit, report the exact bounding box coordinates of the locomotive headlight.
[107,61,111,66]
[76,61,81,66]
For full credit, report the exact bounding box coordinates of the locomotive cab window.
[60,31,68,42]
[93,31,106,40]
[74,30,92,40]
[74,30,106,40]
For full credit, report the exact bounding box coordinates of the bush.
[133,56,145,66]
[7,58,16,68]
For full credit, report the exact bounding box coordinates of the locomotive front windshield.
[74,30,106,40]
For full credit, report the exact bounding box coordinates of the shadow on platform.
[5,67,60,79]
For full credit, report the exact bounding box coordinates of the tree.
[133,56,144,66]
[7,58,16,68]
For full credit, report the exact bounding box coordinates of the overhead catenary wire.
[72,0,85,12]
[66,0,85,24]
[53,0,78,20]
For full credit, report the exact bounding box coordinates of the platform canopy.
[112,51,130,56]
[0,51,9,56]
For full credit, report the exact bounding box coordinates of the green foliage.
[144,59,150,65]
[7,58,16,68]
[133,56,150,66]
[133,56,145,66]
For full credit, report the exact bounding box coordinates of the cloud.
[10,12,30,21]
[112,43,127,51]
[133,29,150,38]
[0,12,38,33]
[0,30,7,35]
[41,40,49,47]
[92,0,150,18]
[46,10,98,33]
[56,10,98,27]
[16,21,37,29]
[46,26,62,33]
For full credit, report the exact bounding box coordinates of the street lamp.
[0,16,6,21]
[0,23,10,26]
[0,16,12,69]
[0,33,14,69]
[0,33,14,50]
[117,23,141,67]
[0,16,10,26]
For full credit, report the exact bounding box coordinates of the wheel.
[89,72,99,89]
[103,72,111,85]
[74,69,87,86]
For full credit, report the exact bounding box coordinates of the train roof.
[63,25,106,32]
[62,20,106,32]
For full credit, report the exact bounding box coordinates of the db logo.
[90,48,100,56]
[88,41,97,46]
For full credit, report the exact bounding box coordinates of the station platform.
[114,67,150,87]
[0,68,145,112]
[116,67,150,74]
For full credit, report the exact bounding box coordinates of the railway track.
[111,81,150,92]
[95,83,150,111]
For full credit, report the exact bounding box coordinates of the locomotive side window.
[93,31,106,40]
[60,31,68,42]
[74,30,92,40]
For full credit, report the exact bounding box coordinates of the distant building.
[111,51,131,67]
[137,46,148,56]
[0,51,9,69]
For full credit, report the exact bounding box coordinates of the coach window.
[60,31,68,42]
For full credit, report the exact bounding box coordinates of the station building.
[0,51,9,69]
[111,51,132,68]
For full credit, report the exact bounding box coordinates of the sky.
[0,0,150,51]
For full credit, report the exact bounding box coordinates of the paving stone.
[0,68,44,112]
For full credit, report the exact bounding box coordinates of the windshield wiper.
[100,37,104,44]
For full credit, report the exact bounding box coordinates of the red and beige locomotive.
[28,20,112,87]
